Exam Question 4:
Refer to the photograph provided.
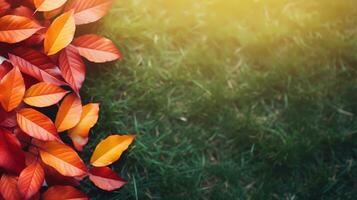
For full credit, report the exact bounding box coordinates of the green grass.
[80,0,357,199]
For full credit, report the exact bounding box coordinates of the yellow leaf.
[90,135,135,167]
[44,10,75,55]
[68,103,99,137]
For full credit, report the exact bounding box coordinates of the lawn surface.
[80,0,357,199]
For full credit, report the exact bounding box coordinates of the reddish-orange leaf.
[44,10,76,55]
[18,161,45,200]
[0,62,11,79]
[65,0,113,25]
[89,167,127,191]
[90,135,136,167]
[37,141,87,177]
[34,0,68,12]
[17,108,59,141]
[0,15,42,43]
[0,66,25,112]
[44,165,79,187]
[0,0,10,16]
[73,34,122,63]
[24,82,69,107]
[58,45,85,93]
[0,128,26,174]
[55,93,82,132]
[0,107,18,128]
[9,48,66,86]
[0,174,21,200]
[42,186,87,200]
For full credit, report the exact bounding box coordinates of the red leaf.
[0,0,10,16]
[89,167,127,191]
[8,48,66,86]
[0,128,26,174]
[42,185,88,200]
[44,165,79,187]
[59,45,85,93]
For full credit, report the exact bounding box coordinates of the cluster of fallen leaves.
[0,0,135,199]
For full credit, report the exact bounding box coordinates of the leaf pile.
[0,0,134,199]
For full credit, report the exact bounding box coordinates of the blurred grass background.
[80,0,357,199]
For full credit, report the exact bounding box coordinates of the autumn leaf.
[18,161,45,200]
[9,48,66,86]
[0,174,21,200]
[68,103,99,151]
[44,165,79,187]
[58,45,86,93]
[0,0,10,16]
[42,185,88,200]
[0,15,42,43]
[0,66,25,112]
[34,0,68,12]
[44,10,76,55]
[69,103,99,137]
[90,135,135,167]
[37,140,87,177]
[17,108,59,141]
[89,167,127,191]
[24,82,69,107]
[55,93,82,132]
[0,128,26,174]
[65,0,113,25]
[73,34,122,63]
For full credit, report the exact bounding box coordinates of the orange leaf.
[0,174,21,200]
[0,66,25,112]
[65,0,113,25]
[42,186,87,200]
[58,45,85,93]
[44,10,76,55]
[90,135,135,167]
[89,167,127,191]
[0,15,42,43]
[73,34,122,63]
[34,0,68,12]
[55,93,82,132]
[17,108,59,141]
[24,82,69,107]
[18,161,45,200]
[37,141,87,177]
